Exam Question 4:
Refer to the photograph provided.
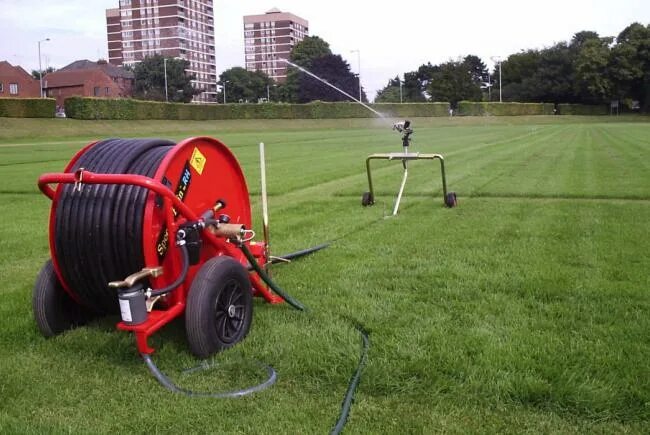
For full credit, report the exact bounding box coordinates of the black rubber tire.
[32,260,91,337]
[361,191,374,206]
[445,192,458,208]
[185,257,253,358]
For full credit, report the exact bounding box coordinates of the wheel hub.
[227,304,236,318]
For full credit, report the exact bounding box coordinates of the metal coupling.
[108,267,164,289]
[206,223,246,240]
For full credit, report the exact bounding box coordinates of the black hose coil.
[54,138,174,314]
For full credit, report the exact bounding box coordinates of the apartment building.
[106,0,217,103]
[243,8,309,83]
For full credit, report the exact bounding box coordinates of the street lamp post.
[491,56,503,103]
[350,49,361,102]
[488,74,491,101]
[164,57,183,102]
[163,57,169,102]
[399,76,403,104]
[266,84,270,102]
[38,38,50,98]
[223,80,229,104]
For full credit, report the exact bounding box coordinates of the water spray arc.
[281,59,388,122]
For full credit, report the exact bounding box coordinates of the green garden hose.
[239,241,369,434]
[239,242,306,311]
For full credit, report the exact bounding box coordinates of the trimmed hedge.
[0,98,56,118]
[557,104,609,115]
[456,101,555,116]
[64,97,450,120]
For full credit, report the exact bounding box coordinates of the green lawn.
[0,116,648,433]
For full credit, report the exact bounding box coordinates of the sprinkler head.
[393,120,412,134]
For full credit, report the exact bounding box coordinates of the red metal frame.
[37,137,283,355]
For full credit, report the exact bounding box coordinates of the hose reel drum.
[35,137,280,357]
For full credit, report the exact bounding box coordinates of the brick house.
[0,61,41,98]
[43,59,134,107]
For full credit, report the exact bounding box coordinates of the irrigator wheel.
[361,191,374,206]
[186,256,253,358]
[445,192,458,208]
[32,260,92,337]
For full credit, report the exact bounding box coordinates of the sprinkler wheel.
[185,256,253,358]
[445,192,458,208]
[361,191,374,206]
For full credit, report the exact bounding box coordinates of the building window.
[9,83,18,95]
[105,87,110,96]
[0,82,3,93]
[94,87,101,96]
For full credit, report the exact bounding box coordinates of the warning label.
[190,147,206,175]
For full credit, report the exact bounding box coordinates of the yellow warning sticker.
[190,147,206,175]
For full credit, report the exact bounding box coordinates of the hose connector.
[206,222,246,240]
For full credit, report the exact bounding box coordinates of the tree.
[531,42,575,103]
[375,77,402,103]
[289,36,332,68]
[609,23,650,110]
[31,67,55,79]
[424,57,484,106]
[402,71,427,102]
[280,35,366,103]
[500,49,541,101]
[375,72,427,103]
[132,55,197,103]
[501,43,575,103]
[280,36,334,102]
[295,54,364,103]
[573,36,613,104]
[463,55,489,85]
[416,63,436,97]
[217,67,272,103]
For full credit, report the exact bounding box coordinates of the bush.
[64,97,451,120]
[0,98,56,118]
[456,102,555,116]
[556,104,609,115]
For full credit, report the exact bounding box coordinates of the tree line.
[214,22,648,111]
[376,22,650,111]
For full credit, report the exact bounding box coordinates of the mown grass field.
[0,115,648,433]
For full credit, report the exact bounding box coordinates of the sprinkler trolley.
[361,120,457,214]
[34,137,301,358]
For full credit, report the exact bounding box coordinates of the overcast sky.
[1,0,648,100]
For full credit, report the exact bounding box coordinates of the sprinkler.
[33,137,315,357]
[361,120,457,214]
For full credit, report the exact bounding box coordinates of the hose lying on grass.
[141,242,369,434]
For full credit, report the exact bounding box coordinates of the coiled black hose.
[54,138,174,313]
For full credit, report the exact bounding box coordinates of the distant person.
[449,108,454,117]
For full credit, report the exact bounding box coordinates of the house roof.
[0,61,34,80]
[60,59,134,79]
[43,69,93,88]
